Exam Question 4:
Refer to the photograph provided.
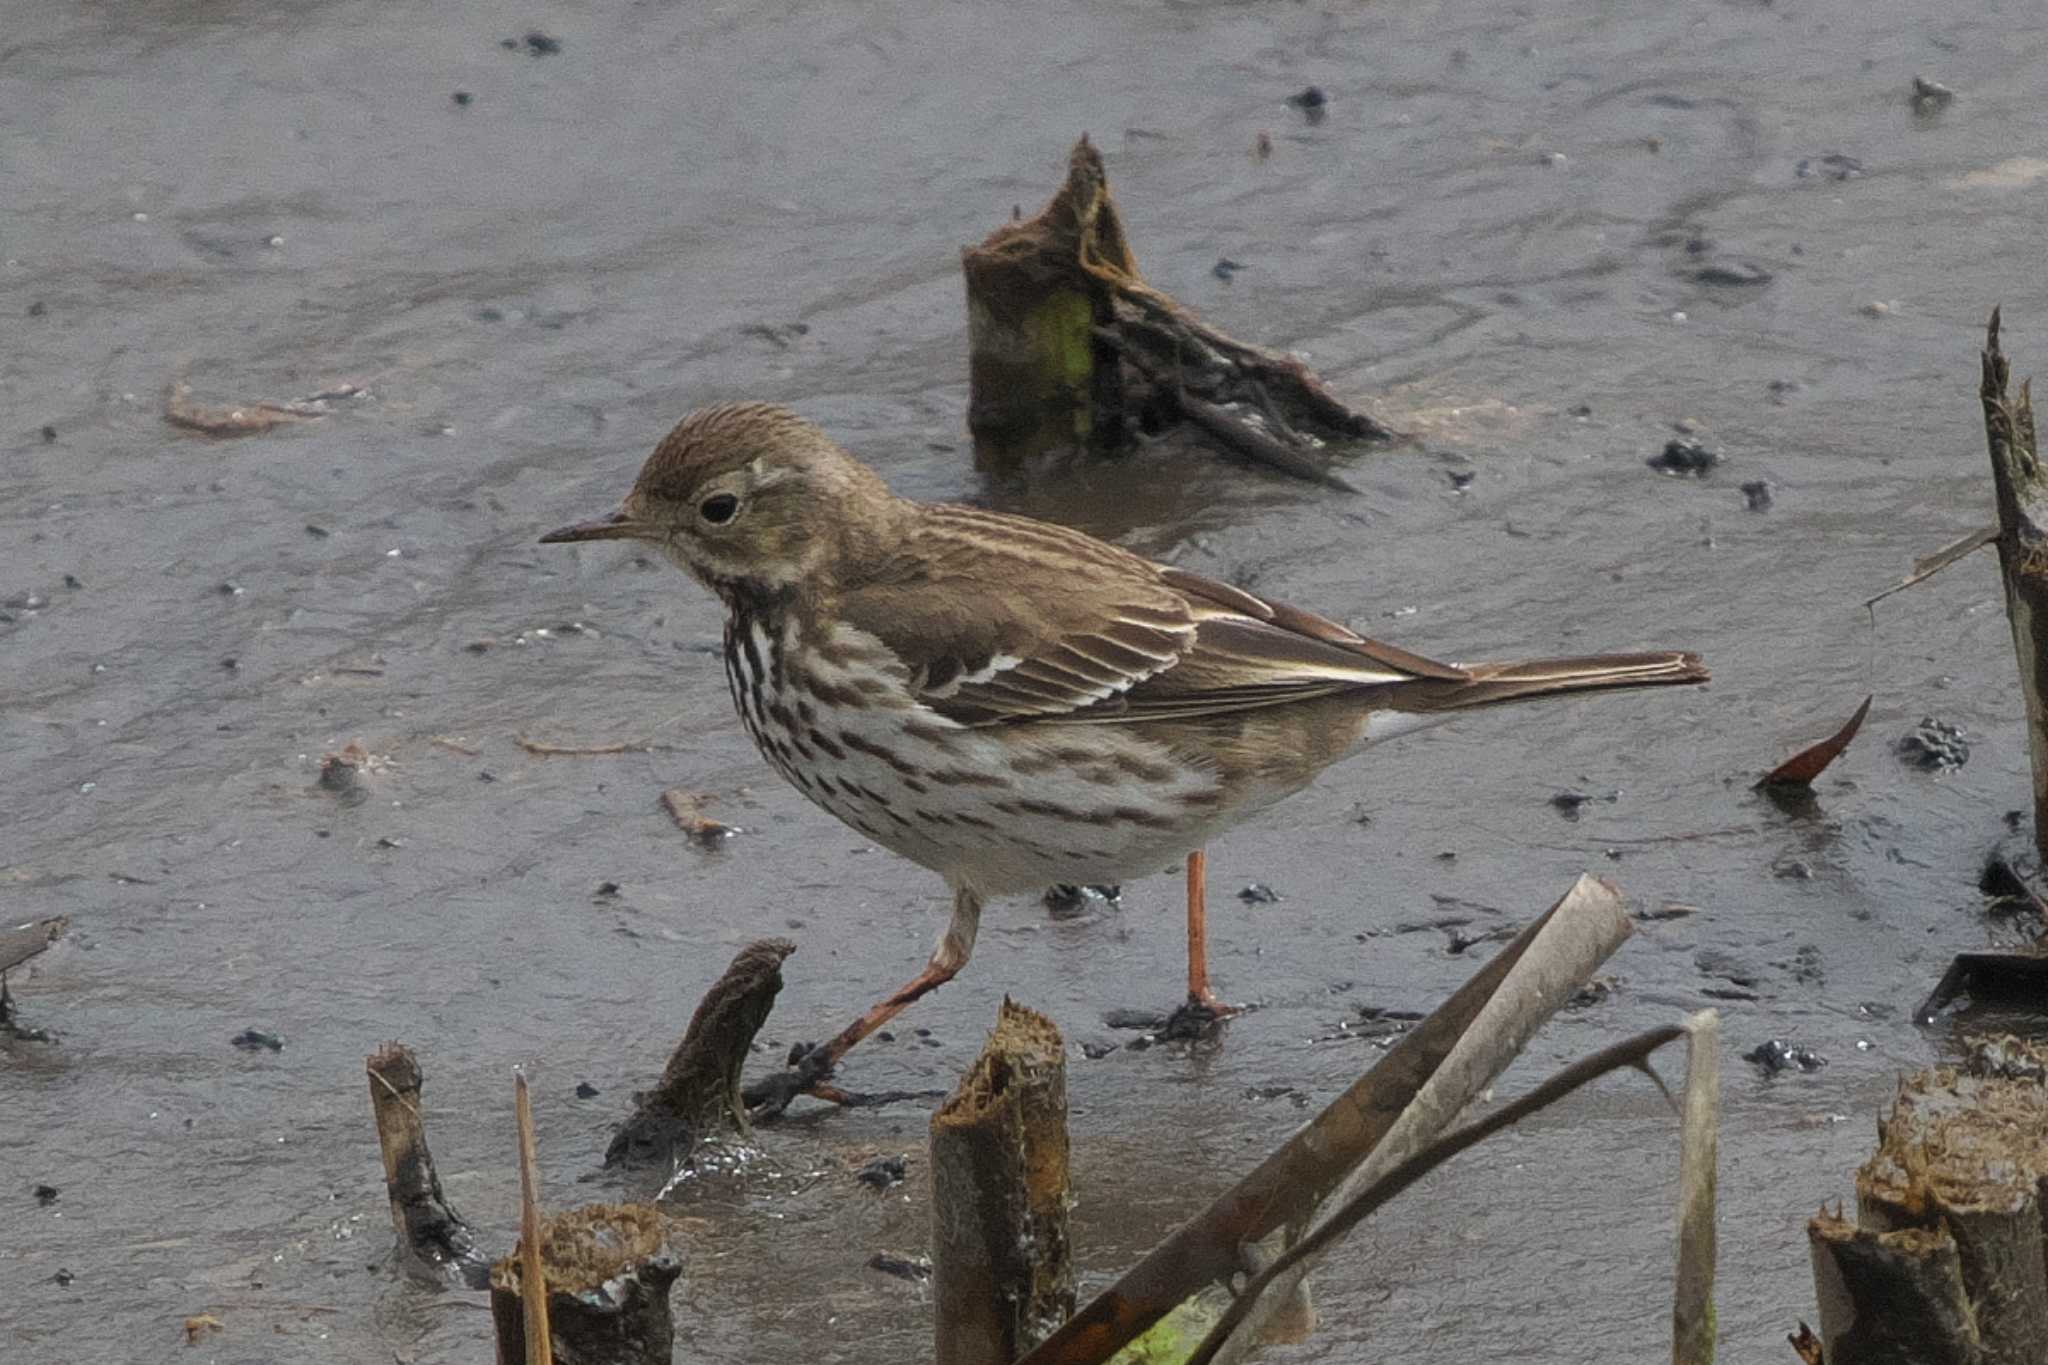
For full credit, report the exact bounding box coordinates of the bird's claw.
[741,1041,840,1120]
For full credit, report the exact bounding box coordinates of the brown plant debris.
[1758,695,1872,788]
[163,382,343,437]
[660,789,737,844]
[515,735,652,756]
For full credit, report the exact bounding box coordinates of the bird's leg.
[745,887,982,1116]
[1184,848,1234,1015]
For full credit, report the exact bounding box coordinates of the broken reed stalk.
[1203,874,1634,1365]
[1805,1034,2048,1364]
[1182,1023,1689,1365]
[931,999,1075,1365]
[490,1201,681,1365]
[1018,873,1632,1365]
[365,1043,490,1287]
[1672,1010,1719,1365]
[961,137,1395,486]
[1980,310,2048,864]
[610,937,794,1167]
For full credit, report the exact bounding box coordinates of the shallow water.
[5,0,2047,1360]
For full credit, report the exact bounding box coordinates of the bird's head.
[540,402,896,595]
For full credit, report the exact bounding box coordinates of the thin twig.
[515,736,651,757]
[514,1073,552,1365]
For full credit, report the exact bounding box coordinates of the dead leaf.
[183,1313,224,1345]
[1757,696,1872,788]
[1787,1322,1823,1364]
[661,789,737,844]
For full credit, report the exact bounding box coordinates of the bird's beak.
[538,511,646,544]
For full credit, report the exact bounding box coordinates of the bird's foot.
[741,1040,840,1120]
[1159,993,1241,1041]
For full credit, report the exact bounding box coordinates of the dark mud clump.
[1896,718,1968,771]
[1648,438,1722,475]
[1744,1039,1827,1075]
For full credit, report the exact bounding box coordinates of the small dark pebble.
[53,1269,74,1286]
[375,836,404,850]
[1080,1039,1119,1060]
[1766,379,1803,403]
[451,90,473,106]
[478,770,497,782]
[231,1028,284,1052]
[866,1252,931,1282]
[1569,403,1593,417]
[1897,717,1968,771]
[33,1184,58,1206]
[1550,791,1592,818]
[475,306,504,322]
[1647,438,1722,475]
[1447,470,1475,492]
[1694,262,1773,287]
[217,581,244,597]
[40,425,57,443]
[221,657,238,672]
[574,1081,599,1099]
[913,1027,932,1038]
[1774,858,1814,881]
[1238,883,1280,905]
[1744,1039,1827,1075]
[63,574,82,589]
[1741,480,1773,511]
[855,1155,907,1190]
[1910,76,1956,111]
[28,300,47,317]
[594,880,621,898]
[1285,85,1327,109]
[305,523,331,539]
[316,754,361,796]
[522,31,561,55]
[1212,257,1245,282]
[1104,1007,1169,1031]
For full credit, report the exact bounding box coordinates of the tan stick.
[515,1074,552,1365]
[1672,1010,1720,1365]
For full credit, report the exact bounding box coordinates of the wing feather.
[834,507,1460,727]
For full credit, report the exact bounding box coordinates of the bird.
[541,402,1707,1105]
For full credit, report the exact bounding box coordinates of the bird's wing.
[833,507,1465,727]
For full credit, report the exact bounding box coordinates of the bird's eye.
[699,493,739,525]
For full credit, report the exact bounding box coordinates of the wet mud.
[7,0,2048,1360]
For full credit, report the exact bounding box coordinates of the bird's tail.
[1418,650,1708,711]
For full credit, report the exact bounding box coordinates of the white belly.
[724,616,1232,895]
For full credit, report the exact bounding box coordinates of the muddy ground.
[6,0,2048,1360]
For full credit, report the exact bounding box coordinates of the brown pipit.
[543,403,1706,1103]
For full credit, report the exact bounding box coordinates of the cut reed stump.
[365,1043,490,1287]
[610,937,795,1166]
[1981,310,2048,865]
[1804,1034,2048,1364]
[931,999,1075,1365]
[962,136,1397,488]
[490,1203,680,1365]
